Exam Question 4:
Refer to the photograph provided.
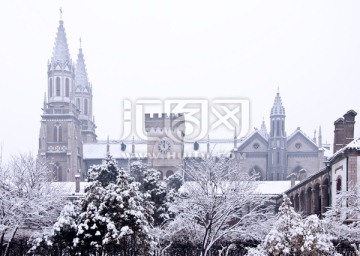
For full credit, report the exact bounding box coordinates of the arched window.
[166,170,174,178]
[84,99,88,115]
[277,151,280,164]
[76,98,80,109]
[56,77,61,96]
[336,177,342,192]
[49,78,53,97]
[53,125,58,142]
[276,120,280,136]
[53,124,62,142]
[65,78,70,97]
[58,125,62,142]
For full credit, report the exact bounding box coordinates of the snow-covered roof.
[83,140,147,159]
[328,137,360,162]
[51,181,90,195]
[321,147,332,158]
[236,129,268,149]
[255,181,299,195]
[84,139,238,160]
[179,180,296,196]
[286,128,318,148]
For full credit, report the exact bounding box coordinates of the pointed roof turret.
[271,90,285,116]
[75,43,90,89]
[51,18,71,64]
[260,118,268,139]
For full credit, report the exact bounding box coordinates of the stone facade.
[234,92,325,181]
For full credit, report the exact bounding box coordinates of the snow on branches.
[247,194,339,256]
[29,154,154,255]
[0,153,64,256]
[161,155,273,256]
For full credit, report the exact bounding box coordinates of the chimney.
[287,173,297,187]
[75,174,80,193]
[333,110,357,153]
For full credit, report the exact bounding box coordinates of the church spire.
[75,42,90,89]
[318,126,322,147]
[51,15,71,64]
[271,90,285,116]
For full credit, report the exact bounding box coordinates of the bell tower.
[267,90,287,180]
[145,113,185,179]
[38,16,83,181]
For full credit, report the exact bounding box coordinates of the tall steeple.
[39,13,83,182]
[318,126,322,148]
[75,40,97,142]
[47,15,74,104]
[268,90,287,181]
[75,40,90,91]
[51,19,71,64]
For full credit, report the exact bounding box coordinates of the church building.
[38,17,326,182]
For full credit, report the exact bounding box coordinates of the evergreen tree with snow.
[29,154,155,255]
[75,158,154,255]
[88,154,119,187]
[262,194,304,255]
[247,194,339,256]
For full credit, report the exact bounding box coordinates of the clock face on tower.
[157,139,172,154]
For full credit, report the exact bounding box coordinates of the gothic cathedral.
[38,18,96,181]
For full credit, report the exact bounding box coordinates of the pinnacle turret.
[260,118,268,138]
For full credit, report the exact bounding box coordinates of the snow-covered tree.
[130,160,147,185]
[162,155,272,256]
[0,154,64,256]
[324,187,360,243]
[28,202,79,255]
[88,154,118,187]
[301,215,337,255]
[29,154,154,255]
[248,195,338,256]
[262,195,304,255]
[75,166,154,255]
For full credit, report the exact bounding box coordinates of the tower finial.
[59,7,62,21]
[79,37,82,49]
[277,86,279,94]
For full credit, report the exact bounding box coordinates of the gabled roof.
[236,130,268,151]
[287,128,318,150]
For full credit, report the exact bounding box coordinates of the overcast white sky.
[0,0,359,161]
